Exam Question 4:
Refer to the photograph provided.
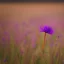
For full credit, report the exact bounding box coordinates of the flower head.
[40,26,53,34]
[4,59,7,62]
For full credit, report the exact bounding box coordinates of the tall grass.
[0,32,64,64]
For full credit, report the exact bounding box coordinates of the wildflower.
[40,26,53,50]
[4,59,7,62]
[40,26,53,34]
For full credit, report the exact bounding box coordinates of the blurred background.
[0,3,64,64]
[0,3,64,45]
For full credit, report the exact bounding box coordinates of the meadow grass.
[0,33,64,64]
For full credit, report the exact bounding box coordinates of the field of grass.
[0,32,64,64]
[0,3,64,64]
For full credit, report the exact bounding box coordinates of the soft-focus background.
[0,3,64,64]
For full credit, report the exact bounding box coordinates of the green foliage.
[0,33,64,64]
[36,57,41,64]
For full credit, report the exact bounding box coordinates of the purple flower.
[40,26,53,34]
[4,59,7,62]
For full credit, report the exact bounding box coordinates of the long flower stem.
[42,32,46,50]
